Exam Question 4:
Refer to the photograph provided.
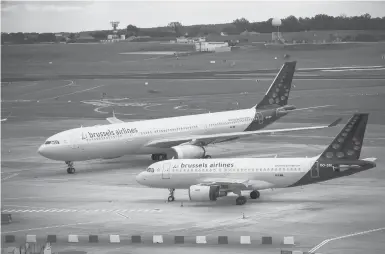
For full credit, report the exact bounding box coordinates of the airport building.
[194,41,230,52]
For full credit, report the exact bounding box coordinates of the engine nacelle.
[171,145,205,159]
[188,185,220,201]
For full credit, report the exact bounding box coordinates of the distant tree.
[168,22,183,36]
[126,24,139,36]
[282,15,301,32]
[222,25,239,35]
[186,25,202,37]
[37,33,56,42]
[69,33,76,40]
[232,17,250,32]
[90,31,108,40]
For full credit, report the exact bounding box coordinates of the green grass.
[1,40,384,80]
[207,30,385,43]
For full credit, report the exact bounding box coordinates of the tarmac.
[1,42,385,254]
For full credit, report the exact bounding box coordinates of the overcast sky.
[1,1,385,33]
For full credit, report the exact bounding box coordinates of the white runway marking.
[20,80,75,97]
[308,227,385,253]
[1,173,19,181]
[40,84,105,101]
[2,222,99,234]
[1,209,162,213]
[115,212,130,219]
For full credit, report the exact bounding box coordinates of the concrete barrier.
[110,235,120,243]
[1,234,296,245]
[68,235,79,243]
[174,236,184,244]
[26,235,36,243]
[283,236,295,245]
[89,235,98,243]
[218,236,228,244]
[131,235,141,243]
[46,235,56,243]
[262,236,273,244]
[196,236,206,244]
[1,214,12,224]
[240,236,251,244]
[153,235,163,243]
[5,235,15,243]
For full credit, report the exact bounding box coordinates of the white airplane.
[136,113,377,205]
[38,61,338,174]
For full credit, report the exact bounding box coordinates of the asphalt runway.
[2,44,385,254]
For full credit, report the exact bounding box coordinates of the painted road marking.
[115,212,130,219]
[1,209,162,213]
[2,222,99,234]
[1,173,19,181]
[40,84,105,101]
[308,227,385,253]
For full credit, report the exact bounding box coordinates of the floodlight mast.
[110,21,120,38]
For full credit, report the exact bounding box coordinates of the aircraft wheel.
[67,167,75,174]
[236,196,247,205]
[168,196,175,202]
[250,190,260,199]
[204,155,212,159]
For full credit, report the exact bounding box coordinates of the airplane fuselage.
[136,157,374,191]
[38,107,287,161]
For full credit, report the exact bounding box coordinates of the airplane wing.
[144,117,342,148]
[198,178,274,192]
[106,111,124,124]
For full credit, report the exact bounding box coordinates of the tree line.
[2,13,384,44]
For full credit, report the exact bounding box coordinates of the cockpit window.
[45,140,60,145]
[147,168,154,173]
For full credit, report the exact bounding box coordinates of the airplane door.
[69,133,79,149]
[256,112,264,124]
[311,161,320,178]
[162,162,171,179]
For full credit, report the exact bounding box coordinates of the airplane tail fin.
[319,113,369,161]
[255,61,296,109]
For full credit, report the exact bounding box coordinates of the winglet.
[106,110,124,124]
[328,117,342,127]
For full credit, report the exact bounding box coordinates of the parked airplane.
[136,113,377,205]
[38,61,337,174]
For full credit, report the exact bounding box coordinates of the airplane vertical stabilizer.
[255,61,296,109]
[318,113,368,161]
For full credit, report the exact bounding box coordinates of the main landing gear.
[168,188,175,202]
[236,196,247,205]
[65,161,75,174]
[235,191,260,205]
[151,154,212,161]
[151,154,167,161]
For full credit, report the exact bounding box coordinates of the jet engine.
[171,145,205,159]
[188,185,225,201]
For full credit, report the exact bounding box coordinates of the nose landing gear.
[168,188,175,202]
[65,161,75,174]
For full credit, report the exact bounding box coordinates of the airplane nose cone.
[136,173,145,185]
[37,145,45,156]
[37,144,51,158]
